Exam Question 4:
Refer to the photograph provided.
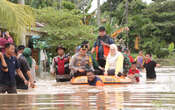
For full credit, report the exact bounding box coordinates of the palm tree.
[0,0,35,44]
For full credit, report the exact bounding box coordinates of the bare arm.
[50,58,56,74]
[27,70,35,88]
[156,64,160,67]
[16,69,28,85]
[91,47,95,54]
[0,53,8,72]
[27,71,34,83]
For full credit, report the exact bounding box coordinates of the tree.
[0,0,35,44]
[36,8,95,55]
[100,0,175,57]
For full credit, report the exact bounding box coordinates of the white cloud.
[88,0,107,13]
[88,0,152,14]
[142,0,153,4]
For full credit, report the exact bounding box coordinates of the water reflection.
[0,67,175,110]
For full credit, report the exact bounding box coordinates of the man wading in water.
[87,70,104,86]
[143,53,160,80]
[16,48,35,90]
[51,45,70,82]
[0,43,28,94]
[91,26,114,70]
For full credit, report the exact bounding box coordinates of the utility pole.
[59,0,62,10]
[97,0,101,26]
[125,0,129,48]
[109,0,113,24]
[18,0,25,4]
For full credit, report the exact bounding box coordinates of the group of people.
[0,26,160,94]
[0,30,37,93]
[51,26,159,86]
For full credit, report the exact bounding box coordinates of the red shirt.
[128,69,140,82]
[128,55,134,63]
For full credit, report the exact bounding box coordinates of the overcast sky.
[88,0,153,13]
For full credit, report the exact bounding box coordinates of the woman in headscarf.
[23,48,37,82]
[104,44,124,76]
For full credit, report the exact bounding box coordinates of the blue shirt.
[88,76,102,86]
[0,55,20,86]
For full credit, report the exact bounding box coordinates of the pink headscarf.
[0,37,13,53]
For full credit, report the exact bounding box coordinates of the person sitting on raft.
[104,44,124,76]
[128,62,141,83]
[87,70,104,86]
[77,40,104,75]
[69,44,93,77]
[50,45,70,82]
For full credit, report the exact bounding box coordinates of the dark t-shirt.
[16,55,30,85]
[93,35,114,59]
[143,61,157,79]
[0,55,20,86]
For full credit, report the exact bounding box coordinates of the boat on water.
[71,75,133,85]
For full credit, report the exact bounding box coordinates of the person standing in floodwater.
[50,45,71,82]
[15,48,35,90]
[135,51,145,71]
[91,26,114,68]
[0,43,28,94]
[143,53,160,80]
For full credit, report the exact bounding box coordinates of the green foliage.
[0,0,35,44]
[168,42,174,55]
[101,0,175,58]
[61,0,75,10]
[36,8,95,55]
[30,0,58,9]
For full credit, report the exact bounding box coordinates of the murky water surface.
[0,66,175,110]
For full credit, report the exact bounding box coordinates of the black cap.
[80,44,88,50]
[98,26,106,32]
[17,45,25,51]
[56,45,66,52]
[81,40,89,45]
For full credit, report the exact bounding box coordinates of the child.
[135,50,145,71]
[128,62,140,82]
[143,53,159,80]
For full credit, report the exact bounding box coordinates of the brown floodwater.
[0,66,175,110]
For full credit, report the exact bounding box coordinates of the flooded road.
[0,66,175,110]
